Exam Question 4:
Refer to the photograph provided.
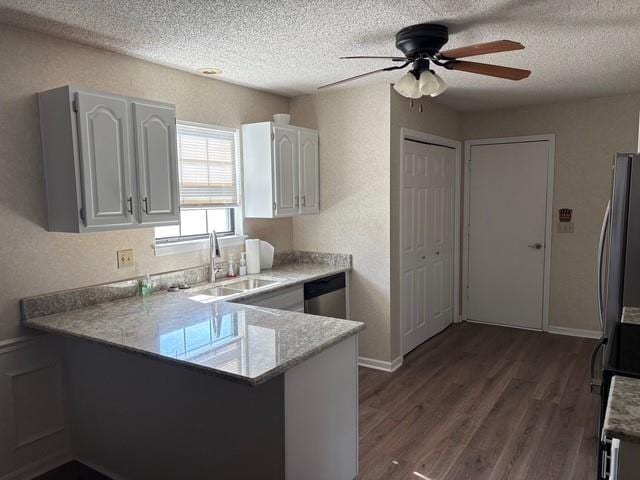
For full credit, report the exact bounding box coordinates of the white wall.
[0,24,292,344]
[289,84,392,361]
[462,94,640,333]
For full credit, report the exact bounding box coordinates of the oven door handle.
[590,337,607,394]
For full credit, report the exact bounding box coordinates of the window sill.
[154,235,248,256]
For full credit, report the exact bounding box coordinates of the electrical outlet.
[557,222,574,234]
[117,249,134,268]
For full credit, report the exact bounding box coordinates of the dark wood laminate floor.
[358,322,600,480]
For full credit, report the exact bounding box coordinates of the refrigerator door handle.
[597,201,611,333]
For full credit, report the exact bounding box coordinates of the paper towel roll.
[245,239,261,275]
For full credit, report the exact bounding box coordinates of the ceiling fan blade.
[340,55,407,62]
[439,40,524,59]
[445,60,530,80]
[318,62,409,90]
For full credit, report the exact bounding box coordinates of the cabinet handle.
[273,202,277,211]
[302,195,306,207]
[127,197,133,215]
[143,197,149,214]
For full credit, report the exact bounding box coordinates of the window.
[155,122,241,246]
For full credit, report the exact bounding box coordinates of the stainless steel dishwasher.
[304,273,347,319]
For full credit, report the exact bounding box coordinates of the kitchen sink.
[223,278,279,291]
[189,286,242,300]
[187,278,280,303]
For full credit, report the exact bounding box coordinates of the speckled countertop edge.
[26,306,364,387]
[621,306,640,326]
[602,375,640,443]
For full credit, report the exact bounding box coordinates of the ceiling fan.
[318,23,530,99]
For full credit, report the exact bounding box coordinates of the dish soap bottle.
[239,252,247,277]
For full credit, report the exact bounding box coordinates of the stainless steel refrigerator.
[594,152,640,479]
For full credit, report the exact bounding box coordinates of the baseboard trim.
[358,355,403,372]
[0,450,71,480]
[548,326,602,339]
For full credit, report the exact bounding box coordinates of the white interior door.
[467,141,550,330]
[401,140,455,355]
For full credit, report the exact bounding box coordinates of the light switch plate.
[557,222,574,234]
[117,249,134,268]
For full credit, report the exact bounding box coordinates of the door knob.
[528,242,543,250]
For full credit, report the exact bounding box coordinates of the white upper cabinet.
[298,129,319,215]
[242,122,319,219]
[273,126,299,217]
[75,91,136,228]
[38,86,180,232]
[132,101,180,225]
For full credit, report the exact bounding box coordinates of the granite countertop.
[23,263,364,386]
[602,375,640,443]
[621,306,640,326]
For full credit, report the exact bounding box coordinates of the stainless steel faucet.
[209,231,222,283]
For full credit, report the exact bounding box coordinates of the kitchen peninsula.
[21,257,363,480]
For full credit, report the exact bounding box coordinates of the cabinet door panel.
[273,126,299,217]
[132,102,179,225]
[76,91,134,228]
[299,130,319,214]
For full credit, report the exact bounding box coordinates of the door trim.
[462,134,555,332]
[399,128,462,357]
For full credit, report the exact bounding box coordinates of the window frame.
[154,206,236,245]
[154,120,245,256]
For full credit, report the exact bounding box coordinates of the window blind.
[177,123,239,207]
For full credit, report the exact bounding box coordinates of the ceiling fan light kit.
[394,71,422,98]
[393,69,445,99]
[430,71,447,97]
[319,23,530,98]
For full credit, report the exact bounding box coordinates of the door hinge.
[72,99,78,112]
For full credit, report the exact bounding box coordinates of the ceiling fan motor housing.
[395,23,449,59]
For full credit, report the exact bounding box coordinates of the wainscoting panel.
[0,335,70,480]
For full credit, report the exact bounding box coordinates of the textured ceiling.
[1,0,639,111]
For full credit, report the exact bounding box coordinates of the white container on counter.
[245,239,261,275]
[259,240,275,270]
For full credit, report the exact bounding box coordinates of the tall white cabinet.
[38,85,180,232]
[242,122,319,218]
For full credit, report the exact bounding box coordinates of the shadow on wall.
[0,7,127,50]
[1,92,49,229]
